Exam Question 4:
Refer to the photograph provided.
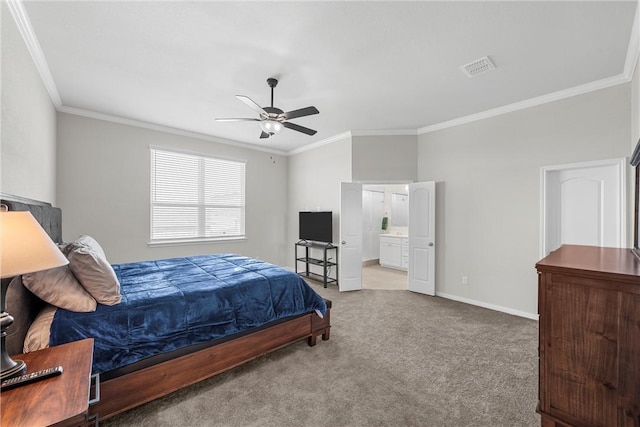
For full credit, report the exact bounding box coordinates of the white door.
[408,181,436,296]
[542,158,625,256]
[339,182,363,291]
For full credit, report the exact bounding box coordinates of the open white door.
[408,181,435,295]
[339,182,363,292]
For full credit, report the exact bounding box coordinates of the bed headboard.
[0,193,62,244]
[1,193,63,355]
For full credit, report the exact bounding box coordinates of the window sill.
[148,237,247,247]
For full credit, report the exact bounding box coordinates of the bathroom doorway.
[339,181,435,294]
[362,184,408,290]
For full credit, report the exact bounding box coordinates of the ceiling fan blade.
[260,131,270,139]
[237,95,268,116]
[214,118,260,122]
[283,121,317,136]
[282,106,319,120]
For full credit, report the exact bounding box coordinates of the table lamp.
[0,210,69,380]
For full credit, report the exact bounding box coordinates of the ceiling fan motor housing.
[262,106,284,119]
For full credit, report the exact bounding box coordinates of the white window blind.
[150,148,245,242]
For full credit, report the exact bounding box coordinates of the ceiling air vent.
[460,56,496,77]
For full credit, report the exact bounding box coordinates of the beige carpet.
[102,284,539,427]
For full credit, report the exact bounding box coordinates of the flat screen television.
[299,211,332,243]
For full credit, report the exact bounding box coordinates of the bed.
[1,194,331,422]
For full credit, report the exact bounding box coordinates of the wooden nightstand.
[1,338,95,427]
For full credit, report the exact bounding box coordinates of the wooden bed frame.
[1,194,331,421]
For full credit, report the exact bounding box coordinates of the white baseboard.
[289,267,538,320]
[435,291,538,321]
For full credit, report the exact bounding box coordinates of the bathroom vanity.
[379,234,408,271]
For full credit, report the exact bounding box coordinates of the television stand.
[295,240,338,288]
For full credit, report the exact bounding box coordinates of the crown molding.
[6,0,62,108]
[623,0,640,80]
[351,129,417,137]
[287,131,352,156]
[418,73,630,134]
[58,106,287,156]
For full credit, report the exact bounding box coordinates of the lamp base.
[1,277,28,381]
[0,358,26,381]
[1,309,27,380]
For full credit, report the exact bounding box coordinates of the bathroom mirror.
[390,193,409,227]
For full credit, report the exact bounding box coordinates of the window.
[150,147,246,243]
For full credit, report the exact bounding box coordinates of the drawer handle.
[89,374,100,406]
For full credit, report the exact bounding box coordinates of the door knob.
[428,242,434,247]
[342,241,346,245]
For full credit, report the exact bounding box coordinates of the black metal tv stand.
[295,240,338,288]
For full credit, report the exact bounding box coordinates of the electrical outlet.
[462,276,469,285]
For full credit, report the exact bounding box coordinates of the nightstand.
[1,338,96,427]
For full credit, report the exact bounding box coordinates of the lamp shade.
[0,211,68,278]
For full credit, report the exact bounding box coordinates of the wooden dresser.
[536,245,640,427]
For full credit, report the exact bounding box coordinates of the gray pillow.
[22,266,97,312]
[65,235,121,306]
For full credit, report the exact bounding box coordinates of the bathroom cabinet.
[379,235,408,271]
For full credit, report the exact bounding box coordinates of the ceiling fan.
[215,78,319,139]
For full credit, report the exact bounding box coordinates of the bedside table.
[1,338,95,427]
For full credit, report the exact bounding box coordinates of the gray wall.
[417,84,632,317]
[352,135,417,182]
[57,113,289,265]
[287,137,352,268]
[1,3,57,203]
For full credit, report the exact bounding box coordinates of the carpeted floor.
[102,283,539,427]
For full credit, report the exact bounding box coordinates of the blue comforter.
[50,254,327,374]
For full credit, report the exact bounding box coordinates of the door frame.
[540,157,627,258]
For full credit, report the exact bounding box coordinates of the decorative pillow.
[70,235,107,259]
[22,266,97,312]
[65,235,121,306]
[23,304,58,353]
[5,276,45,356]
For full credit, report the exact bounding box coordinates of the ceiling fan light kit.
[260,119,283,135]
[215,78,319,139]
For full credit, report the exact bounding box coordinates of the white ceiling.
[15,1,639,154]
